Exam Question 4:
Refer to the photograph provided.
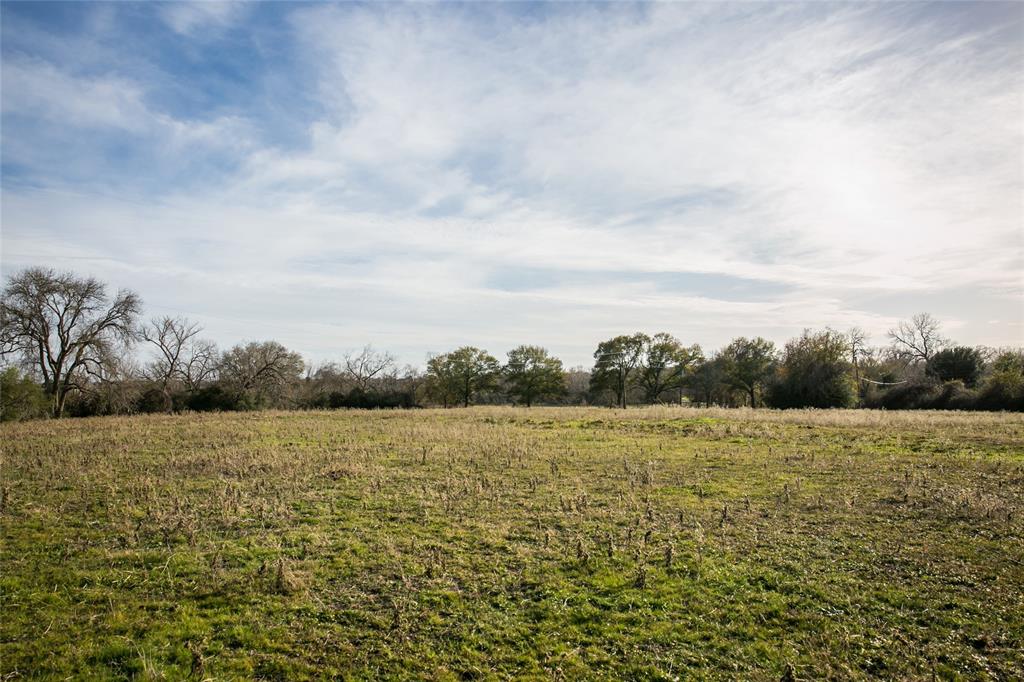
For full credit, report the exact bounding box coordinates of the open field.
[2,407,1023,680]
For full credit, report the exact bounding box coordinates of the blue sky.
[1,1,1021,367]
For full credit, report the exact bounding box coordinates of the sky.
[1,1,1022,368]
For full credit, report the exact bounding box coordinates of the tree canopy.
[636,333,703,403]
[926,346,984,387]
[426,346,501,407]
[768,329,857,409]
[219,341,304,408]
[3,266,1022,417]
[504,345,566,407]
[589,333,647,407]
[718,336,777,407]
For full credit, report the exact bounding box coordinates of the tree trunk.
[54,387,68,418]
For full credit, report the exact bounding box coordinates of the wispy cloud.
[159,1,246,36]
[1,58,150,130]
[1,2,1021,364]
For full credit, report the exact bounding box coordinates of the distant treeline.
[2,267,1022,421]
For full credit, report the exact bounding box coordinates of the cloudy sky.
[2,1,1021,367]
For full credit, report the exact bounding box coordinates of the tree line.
[2,267,1022,421]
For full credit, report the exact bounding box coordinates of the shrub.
[927,347,984,387]
[136,387,171,414]
[866,381,942,410]
[186,385,247,412]
[325,388,417,409]
[933,380,977,410]
[0,367,49,422]
[766,329,856,409]
[973,351,1024,411]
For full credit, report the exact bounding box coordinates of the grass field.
[2,407,1023,680]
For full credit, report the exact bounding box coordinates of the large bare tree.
[847,326,870,385]
[219,340,304,407]
[181,338,219,392]
[343,345,396,392]
[888,313,948,364]
[1,267,141,417]
[142,316,218,410]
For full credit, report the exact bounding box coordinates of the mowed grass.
[2,407,1023,680]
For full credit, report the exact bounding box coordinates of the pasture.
[2,407,1022,680]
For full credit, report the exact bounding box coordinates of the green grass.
[2,407,1022,679]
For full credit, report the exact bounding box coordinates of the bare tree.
[142,316,200,410]
[1,267,141,417]
[81,344,143,415]
[888,313,948,364]
[141,316,218,409]
[564,366,592,405]
[847,326,870,384]
[219,340,304,407]
[343,345,396,392]
[182,338,219,392]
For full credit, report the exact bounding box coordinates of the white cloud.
[1,3,1021,364]
[1,59,150,131]
[251,3,1021,292]
[160,1,246,36]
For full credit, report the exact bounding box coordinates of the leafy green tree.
[426,346,500,407]
[685,355,728,406]
[926,346,984,387]
[767,329,857,408]
[636,333,703,403]
[718,336,777,407]
[0,367,49,421]
[976,349,1024,411]
[990,349,1024,376]
[504,345,566,407]
[589,333,647,408]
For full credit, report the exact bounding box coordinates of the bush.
[973,351,1024,411]
[766,329,856,409]
[927,347,984,387]
[975,373,1024,411]
[325,388,418,409]
[933,380,977,410]
[0,368,49,421]
[865,381,942,410]
[864,377,1020,412]
[136,387,172,414]
[186,385,247,412]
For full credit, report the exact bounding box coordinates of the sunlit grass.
[2,407,1022,679]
